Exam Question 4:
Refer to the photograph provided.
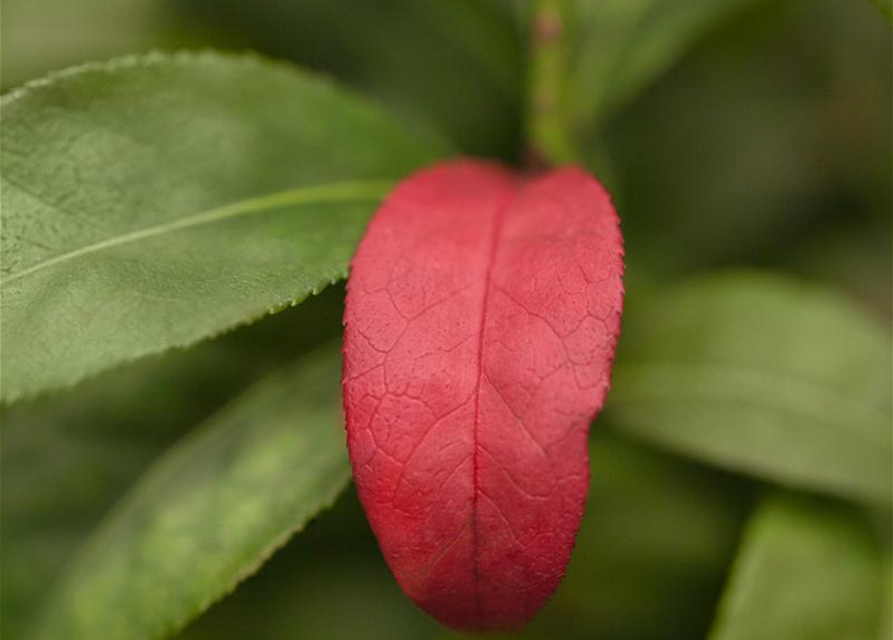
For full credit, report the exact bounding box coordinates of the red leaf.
[342,160,624,631]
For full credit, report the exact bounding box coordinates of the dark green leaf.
[0,51,449,403]
[571,0,760,131]
[709,493,885,640]
[28,341,349,640]
[601,0,892,278]
[178,489,443,640]
[609,271,892,504]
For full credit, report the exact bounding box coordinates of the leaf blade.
[28,342,350,640]
[609,271,893,504]
[343,161,624,630]
[709,493,885,640]
[4,180,392,285]
[571,0,760,130]
[0,50,450,403]
[0,288,346,639]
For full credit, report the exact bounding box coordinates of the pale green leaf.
[28,341,349,640]
[571,0,761,130]
[0,288,345,639]
[609,271,893,504]
[709,493,885,640]
[0,50,449,403]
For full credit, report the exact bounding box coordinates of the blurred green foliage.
[710,493,886,640]
[1,287,347,639]
[1,0,890,639]
[611,271,892,504]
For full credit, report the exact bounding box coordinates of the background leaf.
[600,0,892,284]
[609,271,892,504]
[571,0,761,133]
[0,51,449,403]
[0,287,345,639]
[708,493,885,640]
[179,489,444,640]
[29,341,350,640]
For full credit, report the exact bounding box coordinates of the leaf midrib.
[468,181,514,627]
[610,361,890,449]
[3,179,393,285]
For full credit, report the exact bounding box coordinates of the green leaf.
[0,50,449,404]
[609,271,893,505]
[1,350,229,640]
[571,0,760,130]
[179,490,444,640]
[0,287,345,639]
[28,341,350,640]
[709,493,885,640]
[599,0,892,279]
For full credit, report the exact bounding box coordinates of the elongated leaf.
[0,287,345,639]
[609,271,892,504]
[343,161,624,631]
[28,342,349,640]
[180,490,445,640]
[0,50,449,404]
[709,493,885,640]
[571,0,760,130]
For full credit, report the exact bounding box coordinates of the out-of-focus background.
[2,1,890,639]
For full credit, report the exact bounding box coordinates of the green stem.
[525,0,577,168]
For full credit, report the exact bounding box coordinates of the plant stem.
[525,0,577,169]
